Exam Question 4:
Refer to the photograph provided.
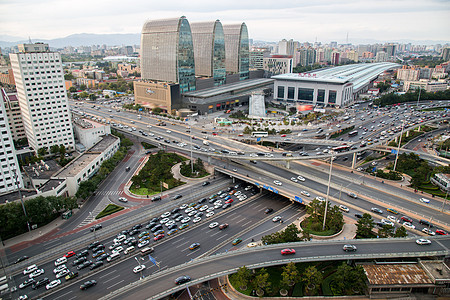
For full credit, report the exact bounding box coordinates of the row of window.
[277,86,337,103]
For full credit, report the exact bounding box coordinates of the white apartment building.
[1,88,26,141]
[263,56,293,75]
[72,117,111,150]
[0,91,23,194]
[9,43,75,153]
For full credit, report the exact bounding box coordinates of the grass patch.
[301,220,340,236]
[141,142,157,149]
[96,204,124,219]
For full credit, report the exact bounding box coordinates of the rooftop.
[23,160,63,180]
[73,117,103,130]
[38,179,66,193]
[420,261,450,283]
[183,78,274,98]
[363,264,433,286]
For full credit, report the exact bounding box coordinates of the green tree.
[254,268,271,295]
[356,213,375,238]
[302,265,323,295]
[394,226,408,237]
[38,147,48,157]
[79,84,87,91]
[50,145,60,155]
[64,73,74,80]
[281,262,300,287]
[89,93,98,101]
[378,224,395,238]
[234,266,251,290]
[69,86,77,93]
[333,263,367,295]
[152,107,162,114]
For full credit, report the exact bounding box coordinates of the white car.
[184,207,194,214]
[416,238,431,245]
[339,205,349,213]
[316,196,325,202]
[114,234,126,243]
[199,205,209,211]
[160,218,170,224]
[249,153,257,157]
[245,186,252,191]
[214,203,222,209]
[180,204,188,210]
[387,215,397,222]
[53,265,67,274]
[109,242,121,250]
[112,246,124,253]
[161,212,171,218]
[209,222,219,229]
[214,200,222,205]
[181,217,191,223]
[192,217,202,223]
[206,207,215,212]
[29,269,44,279]
[118,197,128,203]
[138,240,149,248]
[235,191,242,196]
[297,175,305,181]
[381,219,394,227]
[301,191,310,197]
[273,180,282,186]
[133,264,146,274]
[165,220,175,227]
[422,228,435,236]
[247,242,258,248]
[166,130,172,133]
[206,212,215,218]
[272,216,282,222]
[55,269,70,279]
[54,257,67,267]
[402,222,415,230]
[419,198,430,204]
[45,279,61,290]
[290,177,298,182]
[187,211,196,217]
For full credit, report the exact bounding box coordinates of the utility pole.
[323,151,334,231]
[393,120,405,172]
[14,171,31,233]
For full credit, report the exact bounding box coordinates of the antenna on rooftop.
[28,36,32,43]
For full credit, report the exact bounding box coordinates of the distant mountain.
[0,33,141,49]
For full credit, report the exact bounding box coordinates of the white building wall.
[73,121,111,150]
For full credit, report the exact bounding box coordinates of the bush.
[95,204,124,219]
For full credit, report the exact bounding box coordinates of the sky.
[1,0,450,44]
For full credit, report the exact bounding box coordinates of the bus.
[251,131,268,138]
[140,247,154,256]
[332,145,350,152]
[348,130,358,137]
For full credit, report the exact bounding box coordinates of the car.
[386,208,399,215]
[402,222,415,229]
[114,234,127,243]
[19,278,35,289]
[29,268,45,279]
[222,203,232,209]
[219,223,229,230]
[112,246,124,253]
[151,195,161,201]
[175,275,191,285]
[189,242,200,250]
[202,181,210,186]
[173,194,183,200]
[54,257,67,266]
[90,261,103,270]
[232,238,242,245]
[181,217,190,223]
[354,213,363,218]
[199,205,209,211]
[339,205,349,213]
[342,244,357,251]
[167,228,178,236]
[206,211,215,218]
[247,242,258,248]
[118,197,128,203]
[76,250,89,258]
[193,217,202,223]
[301,191,310,197]
[387,215,397,222]
[401,216,413,223]
[225,199,233,204]
[64,251,76,258]
[371,207,383,214]
[281,248,296,255]
[15,256,29,264]
[55,268,70,279]
[265,208,273,214]
[419,219,433,227]
[46,279,61,290]
[185,207,194,214]
[179,223,189,230]
[77,260,93,270]
[109,242,121,250]
[92,250,105,258]
[32,277,49,290]
[167,223,178,231]
[88,241,100,250]
[419,198,430,204]
[435,229,448,235]
[160,217,170,224]
[381,219,394,227]
[209,222,219,229]
[65,271,79,281]
[161,211,171,218]
[347,192,358,199]
[154,234,164,241]
[273,180,282,186]
[80,280,97,290]
[180,203,188,210]
[297,175,305,181]
[422,228,435,236]
[96,253,110,261]
[133,264,146,274]
[416,239,432,245]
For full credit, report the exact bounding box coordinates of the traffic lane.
[118,237,450,300]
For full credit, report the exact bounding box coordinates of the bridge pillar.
[232,177,236,183]
[286,160,290,169]
[351,152,357,169]
[406,130,410,138]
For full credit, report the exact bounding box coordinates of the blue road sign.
[372,167,377,172]
[257,137,261,142]
[391,149,398,154]
[294,196,303,203]
[148,255,158,266]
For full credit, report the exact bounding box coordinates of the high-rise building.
[223,23,250,80]
[140,16,196,93]
[297,48,316,67]
[190,20,226,86]
[278,39,298,56]
[0,88,23,194]
[376,51,388,62]
[1,88,26,141]
[9,43,75,153]
[249,50,264,70]
[263,55,293,75]
[442,48,450,61]
[385,44,397,57]
[396,66,420,81]
[331,51,340,65]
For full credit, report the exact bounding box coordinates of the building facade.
[0,89,23,194]
[397,67,420,81]
[72,117,111,150]
[1,88,26,141]
[140,16,196,93]
[249,50,264,70]
[9,43,75,153]
[263,56,293,75]
[223,23,250,80]
[190,20,226,86]
[134,80,182,113]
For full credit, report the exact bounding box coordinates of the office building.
[9,43,75,153]
[376,51,388,62]
[0,89,23,194]
[1,88,26,141]
[278,39,298,56]
[140,16,196,93]
[331,51,340,65]
[442,47,450,61]
[397,66,420,81]
[223,23,250,80]
[263,55,293,75]
[190,20,226,86]
[296,48,316,67]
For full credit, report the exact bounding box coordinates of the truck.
[203,140,210,146]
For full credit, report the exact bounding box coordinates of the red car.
[281,248,296,255]
[225,199,233,204]
[435,229,448,235]
[212,132,218,136]
[64,251,76,258]
[154,234,164,241]
[401,216,413,223]
[281,134,286,137]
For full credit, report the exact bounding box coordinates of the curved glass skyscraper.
[223,23,249,80]
[141,16,196,92]
[190,20,226,86]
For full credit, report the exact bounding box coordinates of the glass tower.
[223,23,249,80]
[141,16,196,92]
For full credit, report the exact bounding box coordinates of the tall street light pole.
[14,171,31,233]
[323,151,334,231]
[393,120,405,172]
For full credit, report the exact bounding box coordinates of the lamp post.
[14,171,31,233]
[323,151,334,231]
[134,257,143,279]
[441,189,448,212]
[393,120,405,172]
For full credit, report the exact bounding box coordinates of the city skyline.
[1,0,450,45]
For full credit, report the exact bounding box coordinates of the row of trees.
[232,262,366,296]
[356,213,407,238]
[373,89,450,107]
[304,199,344,234]
[179,158,208,178]
[261,224,308,245]
[0,196,78,240]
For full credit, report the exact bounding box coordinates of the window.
[328,90,337,103]
[287,87,295,100]
[277,86,285,99]
[317,89,325,102]
[298,88,314,101]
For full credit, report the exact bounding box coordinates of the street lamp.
[14,171,31,233]
[323,151,334,231]
[393,120,405,172]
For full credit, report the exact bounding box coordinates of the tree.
[234,266,251,290]
[356,213,375,238]
[378,224,395,238]
[38,147,48,157]
[281,262,300,287]
[69,86,77,93]
[394,226,408,237]
[64,73,74,80]
[89,93,98,101]
[79,84,87,91]
[333,263,367,295]
[152,107,162,114]
[254,268,271,295]
[302,265,323,295]
[50,145,60,155]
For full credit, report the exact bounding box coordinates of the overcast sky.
[1,0,449,44]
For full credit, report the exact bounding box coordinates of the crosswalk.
[95,190,124,196]
[77,196,114,228]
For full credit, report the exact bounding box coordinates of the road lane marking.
[99,269,117,279]
[103,274,121,284]
[107,279,124,289]
[52,290,73,300]
[242,221,252,227]
[175,241,190,249]
[235,219,243,224]
[216,234,228,241]
[186,249,201,256]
